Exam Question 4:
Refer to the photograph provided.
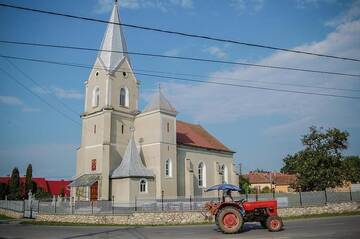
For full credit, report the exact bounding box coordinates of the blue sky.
[0,0,359,178]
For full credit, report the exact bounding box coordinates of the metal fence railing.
[0,190,359,218]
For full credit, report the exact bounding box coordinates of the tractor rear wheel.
[218,206,243,234]
[266,216,283,232]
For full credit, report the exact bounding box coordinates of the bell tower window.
[92,87,100,107]
[120,87,129,107]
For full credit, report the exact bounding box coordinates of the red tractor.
[204,184,284,234]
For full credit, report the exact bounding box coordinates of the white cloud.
[53,87,83,100]
[93,0,193,14]
[325,0,360,27]
[230,0,265,14]
[159,13,360,135]
[164,48,181,56]
[203,46,227,60]
[0,96,23,106]
[32,86,83,100]
[0,96,40,113]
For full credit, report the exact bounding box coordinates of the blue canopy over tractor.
[205,184,241,192]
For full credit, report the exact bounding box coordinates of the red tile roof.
[0,177,71,196]
[244,172,297,185]
[47,180,71,196]
[176,120,234,153]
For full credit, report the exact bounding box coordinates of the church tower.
[73,1,139,201]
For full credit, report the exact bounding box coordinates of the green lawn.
[0,214,13,220]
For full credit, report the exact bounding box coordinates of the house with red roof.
[0,177,71,197]
[243,172,297,193]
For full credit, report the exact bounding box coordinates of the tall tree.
[25,164,33,197]
[281,126,348,191]
[8,167,21,200]
[342,156,360,183]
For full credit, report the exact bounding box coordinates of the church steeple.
[97,1,130,73]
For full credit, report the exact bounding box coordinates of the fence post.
[189,196,192,210]
[37,200,40,214]
[54,197,57,214]
[91,201,94,215]
[255,190,258,201]
[135,196,137,212]
[272,190,275,199]
[112,195,115,215]
[299,190,303,207]
[324,190,328,205]
[71,197,74,214]
[349,188,353,201]
[245,192,248,201]
[22,200,25,216]
[161,190,164,211]
[29,199,33,219]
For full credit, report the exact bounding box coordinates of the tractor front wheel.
[218,207,243,234]
[266,216,283,232]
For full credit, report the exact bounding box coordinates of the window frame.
[119,87,129,108]
[165,158,172,178]
[139,178,148,193]
[92,87,100,107]
[198,162,206,188]
[91,159,97,171]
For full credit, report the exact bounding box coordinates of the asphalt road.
[0,215,360,239]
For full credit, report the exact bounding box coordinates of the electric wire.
[1,40,359,78]
[0,3,359,62]
[1,54,359,100]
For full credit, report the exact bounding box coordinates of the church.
[70,2,239,204]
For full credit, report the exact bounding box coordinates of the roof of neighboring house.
[176,120,234,153]
[46,180,71,196]
[244,172,297,185]
[0,176,71,196]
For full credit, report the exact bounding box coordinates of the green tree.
[239,175,250,194]
[8,167,21,200]
[0,183,8,200]
[261,186,271,193]
[25,164,33,197]
[281,126,348,191]
[342,156,360,183]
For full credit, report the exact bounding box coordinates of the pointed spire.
[111,128,154,179]
[97,1,130,73]
[143,87,177,114]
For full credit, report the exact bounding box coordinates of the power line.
[1,53,358,92]
[0,66,81,126]
[0,3,359,63]
[1,40,360,78]
[1,54,359,100]
[4,58,80,117]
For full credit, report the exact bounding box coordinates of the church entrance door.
[90,181,98,201]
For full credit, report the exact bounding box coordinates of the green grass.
[0,214,13,220]
[20,211,360,227]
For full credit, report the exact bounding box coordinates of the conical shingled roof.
[97,2,130,73]
[143,89,177,114]
[111,135,154,179]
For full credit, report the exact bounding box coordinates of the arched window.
[139,179,148,193]
[165,158,172,177]
[221,165,229,184]
[120,87,129,107]
[198,162,206,187]
[92,87,100,107]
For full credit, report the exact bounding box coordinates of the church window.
[139,179,147,193]
[122,71,127,77]
[221,165,229,184]
[198,162,206,187]
[167,122,170,132]
[92,87,100,107]
[120,87,129,107]
[94,125,96,134]
[91,159,96,171]
[95,71,99,77]
[165,159,172,177]
[121,124,124,134]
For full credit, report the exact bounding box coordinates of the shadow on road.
[61,227,149,239]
